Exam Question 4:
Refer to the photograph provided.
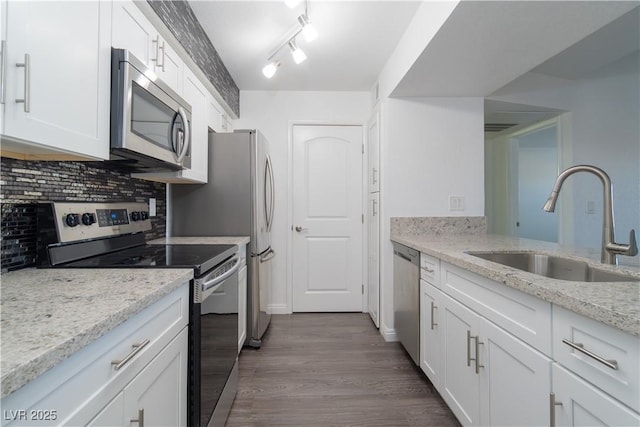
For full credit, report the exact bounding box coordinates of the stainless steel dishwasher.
[393,242,420,365]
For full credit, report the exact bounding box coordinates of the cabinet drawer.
[553,305,639,412]
[1,284,189,426]
[420,253,440,284]
[441,263,552,355]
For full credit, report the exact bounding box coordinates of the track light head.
[288,40,307,64]
[262,61,280,78]
[298,14,318,42]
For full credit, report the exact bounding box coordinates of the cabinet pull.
[422,266,434,274]
[111,339,150,370]
[467,330,483,373]
[430,301,437,330]
[549,392,562,427]
[152,35,160,65]
[1,40,6,104]
[131,408,144,427]
[372,167,377,185]
[15,53,30,112]
[158,40,165,72]
[372,199,377,216]
[562,339,618,370]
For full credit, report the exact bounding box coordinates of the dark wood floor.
[226,313,460,426]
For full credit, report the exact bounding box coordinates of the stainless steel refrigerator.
[171,129,275,347]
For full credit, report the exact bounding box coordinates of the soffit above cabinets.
[391,1,639,98]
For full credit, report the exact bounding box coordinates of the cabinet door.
[207,95,228,133]
[3,0,110,160]
[238,264,248,353]
[420,279,441,387]
[112,1,154,66]
[85,394,124,427]
[479,318,551,426]
[367,109,380,193]
[180,67,208,183]
[552,364,640,427]
[440,293,481,426]
[124,328,188,427]
[367,192,380,327]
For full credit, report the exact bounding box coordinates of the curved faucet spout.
[543,165,637,265]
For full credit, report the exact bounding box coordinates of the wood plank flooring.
[226,313,460,426]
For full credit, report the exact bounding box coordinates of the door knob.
[295,225,307,232]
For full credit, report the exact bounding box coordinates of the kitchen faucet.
[543,165,638,265]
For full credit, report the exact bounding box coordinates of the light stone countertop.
[0,268,193,398]
[148,236,250,246]
[391,233,640,336]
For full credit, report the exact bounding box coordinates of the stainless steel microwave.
[110,48,191,172]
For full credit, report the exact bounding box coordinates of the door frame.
[287,120,367,313]
[504,114,573,245]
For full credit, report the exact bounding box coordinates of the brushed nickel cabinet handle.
[467,330,472,367]
[152,35,160,65]
[467,330,483,373]
[158,40,166,72]
[430,301,437,330]
[111,339,150,370]
[422,266,434,274]
[562,339,618,370]
[475,336,484,374]
[550,392,562,427]
[15,53,30,112]
[131,408,144,427]
[372,167,377,185]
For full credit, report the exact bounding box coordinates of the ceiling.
[189,1,421,91]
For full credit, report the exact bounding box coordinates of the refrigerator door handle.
[265,154,275,232]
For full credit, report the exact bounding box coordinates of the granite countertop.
[0,268,193,398]
[391,232,640,336]
[148,236,250,246]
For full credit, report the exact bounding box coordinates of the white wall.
[489,53,639,266]
[234,90,371,313]
[379,97,485,340]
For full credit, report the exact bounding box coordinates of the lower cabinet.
[551,363,640,427]
[84,329,188,427]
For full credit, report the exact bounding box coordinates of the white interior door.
[292,125,363,312]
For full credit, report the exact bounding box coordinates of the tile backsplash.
[1,157,166,272]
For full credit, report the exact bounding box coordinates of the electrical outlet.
[449,196,465,211]
[149,198,157,217]
[586,200,595,215]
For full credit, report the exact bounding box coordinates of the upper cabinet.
[112,1,183,94]
[367,106,380,193]
[0,0,112,160]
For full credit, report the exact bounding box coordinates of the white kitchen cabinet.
[0,0,111,161]
[208,95,230,133]
[439,292,482,426]
[122,328,188,427]
[112,0,183,94]
[134,66,208,183]
[239,264,248,353]
[552,363,640,427]
[367,192,380,327]
[420,279,442,387]
[1,285,189,426]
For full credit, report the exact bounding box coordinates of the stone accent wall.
[147,0,240,116]
[1,158,166,272]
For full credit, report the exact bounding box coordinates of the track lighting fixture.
[261,1,317,79]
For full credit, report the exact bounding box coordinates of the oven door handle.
[202,255,240,292]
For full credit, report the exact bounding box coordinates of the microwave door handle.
[175,106,190,163]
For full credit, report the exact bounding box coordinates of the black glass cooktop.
[62,244,236,276]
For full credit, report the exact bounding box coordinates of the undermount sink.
[467,251,638,283]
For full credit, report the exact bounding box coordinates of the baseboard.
[268,304,291,315]
[380,326,398,342]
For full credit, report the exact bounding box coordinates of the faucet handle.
[628,229,638,256]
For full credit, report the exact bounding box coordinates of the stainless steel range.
[37,201,240,427]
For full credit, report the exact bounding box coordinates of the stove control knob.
[140,211,149,220]
[131,211,141,222]
[81,213,96,226]
[65,213,80,227]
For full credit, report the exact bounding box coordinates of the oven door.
[191,257,240,427]
[111,48,192,170]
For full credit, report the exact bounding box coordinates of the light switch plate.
[586,200,595,214]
